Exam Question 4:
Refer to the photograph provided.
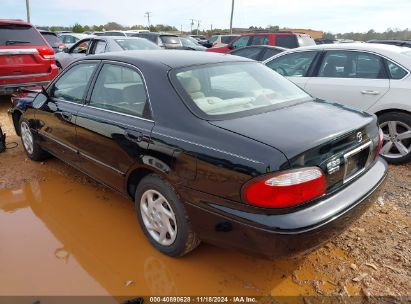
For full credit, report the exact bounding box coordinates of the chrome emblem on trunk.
[357,132,363,142]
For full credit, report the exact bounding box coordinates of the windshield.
[181,38,197,48]
[173,62,310,118]
[115,39,160,50]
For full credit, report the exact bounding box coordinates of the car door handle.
[125,131,143,143]
[58,112,72,122]
[361,90,380,95]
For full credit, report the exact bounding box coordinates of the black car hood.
[209,100,375,160]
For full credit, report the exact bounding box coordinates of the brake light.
[37,47,55,59]
[242,167,326,208]
[375,127,384,157]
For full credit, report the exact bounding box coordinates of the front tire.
[20,118,49,161]
[378,112,411,164]
[135,174,200,257]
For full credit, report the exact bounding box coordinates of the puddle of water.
[0,174,338,296]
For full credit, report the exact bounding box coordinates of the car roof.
[286,42,411,54]
[84,50,252,69]
[0,19,31,26]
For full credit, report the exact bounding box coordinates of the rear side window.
[0,24,45,46]
[90,64,147,117]
[386,61,408,79]
[319,51,386,79]
[266,51,317,77]
[250,35,269,46]
[275,35,298,48]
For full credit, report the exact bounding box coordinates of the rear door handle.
[361,90,380,95]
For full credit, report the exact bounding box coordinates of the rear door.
[304,50,390,111]
[0,23,50,80]
[75,61,154,190]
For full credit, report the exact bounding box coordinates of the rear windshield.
[173,62,310,119]
[114,39,160,50]
[221,35,238,44]
[0,24,45,46]
[276,35,298,48]
[41,33,61,46]
[160,35,180,44]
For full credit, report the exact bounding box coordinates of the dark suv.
[131,32,182,49]
[0,20,58,94]
[208,32,315,53]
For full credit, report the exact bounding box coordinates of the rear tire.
[378,112,411,164]
[19,118,49,161]
[134,174,200,257]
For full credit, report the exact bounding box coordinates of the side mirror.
[32,87,50,109]
[228,44,235,50]
[63,47,69,53]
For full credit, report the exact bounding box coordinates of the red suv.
[0,20,58,94]
[207,32,315,53]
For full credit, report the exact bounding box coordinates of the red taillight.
[37,47,55,59]
[375,127,384,158]
[242,167,326,208]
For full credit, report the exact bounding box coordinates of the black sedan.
[10,51,388,258]
[230,45,287,61]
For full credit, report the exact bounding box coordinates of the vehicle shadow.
[0,175,314,297]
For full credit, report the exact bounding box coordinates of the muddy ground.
[0,96,409,300]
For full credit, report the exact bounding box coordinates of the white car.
[264,43,411,164]
[58,33,92,48]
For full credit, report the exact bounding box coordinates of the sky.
[1,0,410,33]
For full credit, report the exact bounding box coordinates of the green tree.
[72,23,84,33]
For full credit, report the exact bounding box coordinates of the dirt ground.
[0,96,410,301]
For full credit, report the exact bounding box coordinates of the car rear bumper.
[180,157,388,258]
[0,67,58,94]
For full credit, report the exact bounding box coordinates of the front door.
[75,62,154,191]
[36,61,99,164]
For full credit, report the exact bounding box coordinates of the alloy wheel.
[21,121,34,155]
[380,120,411,159]
[140,189,177,246]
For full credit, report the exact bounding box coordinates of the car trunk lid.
[209,100,380,192]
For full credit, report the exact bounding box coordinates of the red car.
[207,32,315,54]
[0,20,58,94]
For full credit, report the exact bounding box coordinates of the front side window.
[319,51,386,79]
[174,62,310,118]
[208,36,218,44]
[266,51,317,77]
[89,64,148,117]
[51,63,97,103]
[71,39,91,53]
[231,36,250,49]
